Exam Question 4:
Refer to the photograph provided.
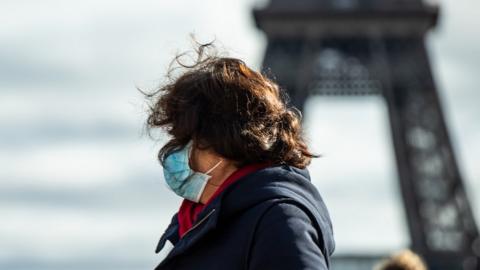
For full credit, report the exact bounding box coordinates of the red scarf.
[177,162,271,238]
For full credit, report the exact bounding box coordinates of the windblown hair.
[142,40,319,169]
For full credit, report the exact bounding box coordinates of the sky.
[1,0,479,269]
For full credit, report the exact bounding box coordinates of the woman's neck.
[199,163,238,204]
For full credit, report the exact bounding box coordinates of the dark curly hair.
[142,40,319,169]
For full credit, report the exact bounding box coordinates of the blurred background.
[1,0,478,269]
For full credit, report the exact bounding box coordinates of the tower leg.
[379,37,480,270]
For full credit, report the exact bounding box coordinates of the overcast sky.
[1,1,479,269]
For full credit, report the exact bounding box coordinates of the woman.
[145,42,335,270]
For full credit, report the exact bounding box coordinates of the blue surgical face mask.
[162,140,223,203]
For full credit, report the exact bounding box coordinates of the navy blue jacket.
[154,164,335,270]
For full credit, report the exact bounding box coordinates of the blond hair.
[374,249,428,270]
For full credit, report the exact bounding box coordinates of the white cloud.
[0,140,160,188]
[0,204,176,266]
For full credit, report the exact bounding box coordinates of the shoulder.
[247,201,330,269]
[255,201,318,240]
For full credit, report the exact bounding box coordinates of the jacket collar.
[154,197,222,267]
[155,163,277,255]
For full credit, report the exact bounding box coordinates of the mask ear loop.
[205,159,223,175]
[204,159,224,187]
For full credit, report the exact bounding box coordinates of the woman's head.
[375,249,428,270]
[143,41,319,169]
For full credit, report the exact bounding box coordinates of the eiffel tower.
[253,1,479,269]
